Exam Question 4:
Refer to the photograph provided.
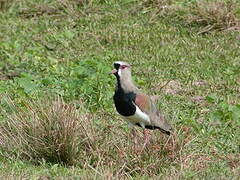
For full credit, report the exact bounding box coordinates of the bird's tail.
[155,113,172,135]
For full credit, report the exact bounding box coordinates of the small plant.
[66,58,113,110]
[210,101,240,125]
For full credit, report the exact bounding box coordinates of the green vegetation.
[0,0,239,179]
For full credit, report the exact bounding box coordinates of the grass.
[0,0,240,179]
[0,97,90,165]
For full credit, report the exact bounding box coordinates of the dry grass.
[0,96,94,165]
[141,0,240,33]
[142,0,173,8]
[186,1,240,34]
[0,0,13,11]
[14,0,92,18]
[0,96,185,177]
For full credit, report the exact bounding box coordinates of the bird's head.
[110,61,131,79]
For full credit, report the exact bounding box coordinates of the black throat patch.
[113,87,136,117]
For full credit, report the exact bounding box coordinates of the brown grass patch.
[0,95,186,177]
[141,0,240,33]
[0,96,96,165]
[186,1,240,34]
[18,0,92,18]
[142,0,173,8]
[227,154,240,169]
[153,80,183,95]
[0,0,13,11]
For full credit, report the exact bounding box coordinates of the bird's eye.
[120,65,128,69]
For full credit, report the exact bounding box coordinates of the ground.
[0,0,240,179]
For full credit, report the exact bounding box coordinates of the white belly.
[123,106,151,127]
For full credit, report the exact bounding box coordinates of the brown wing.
[134,93,151,114]
[135,93,172,134]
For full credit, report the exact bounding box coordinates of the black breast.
[113,90,136,117]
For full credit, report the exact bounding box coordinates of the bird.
[110,61,172,147]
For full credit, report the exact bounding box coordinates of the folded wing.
[135,93,172,134]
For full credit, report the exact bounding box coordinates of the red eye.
[120,65,128,69]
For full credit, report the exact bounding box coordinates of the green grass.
[0,0,240,179]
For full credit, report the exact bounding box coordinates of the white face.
[118,67,122,77]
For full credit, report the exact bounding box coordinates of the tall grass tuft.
[0,96,94,165]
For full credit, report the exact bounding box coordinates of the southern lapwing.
[110,61,172,147]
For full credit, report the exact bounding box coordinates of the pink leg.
[143,129,150,149]
[131,128,138,151]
